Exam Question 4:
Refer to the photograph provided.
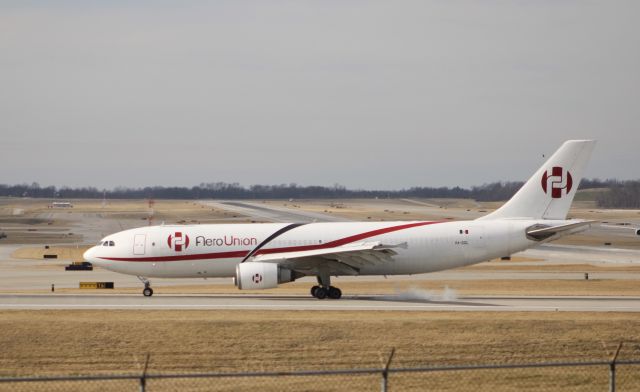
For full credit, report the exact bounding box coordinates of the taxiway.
[1,293,638,312]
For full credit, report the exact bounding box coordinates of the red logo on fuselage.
[167,232,190,252]
[541,166,573,199]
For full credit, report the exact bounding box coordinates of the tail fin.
[480,140,596,220]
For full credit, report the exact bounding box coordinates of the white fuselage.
[82,139,598,296]
[83,219,553,279]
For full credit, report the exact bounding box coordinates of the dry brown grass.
[553,233,640,249]
[1,310,639,378]
[467,262,640,272]
[11,245,90,262]
[6,199,247,224]
[0,231,82,245]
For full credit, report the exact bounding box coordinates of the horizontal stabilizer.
[526,221,594,241]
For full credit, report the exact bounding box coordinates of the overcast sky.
[1,1,638,190]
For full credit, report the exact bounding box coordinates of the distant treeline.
[593,180,640,209]
[0,179,638,208]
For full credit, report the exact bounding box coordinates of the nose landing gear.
[137,276,153,297]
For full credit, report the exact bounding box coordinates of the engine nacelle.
[235,262,300,290]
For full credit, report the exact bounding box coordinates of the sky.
[1,1,639,190]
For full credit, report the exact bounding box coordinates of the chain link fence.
[1,345,639,391]
[2,362,639,391]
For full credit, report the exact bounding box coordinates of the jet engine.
[234,262,302,290]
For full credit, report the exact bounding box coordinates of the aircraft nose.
[83,246,101,265]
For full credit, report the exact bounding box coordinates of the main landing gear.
[311,285,341,299]
[311,274,342,300]
[137,276,153,297]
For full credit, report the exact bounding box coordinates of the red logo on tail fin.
[541,166,573,199]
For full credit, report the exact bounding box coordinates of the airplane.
[84,140,596,299]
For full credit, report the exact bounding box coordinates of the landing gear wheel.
[313,287,327,299]
[310,285,320,297]
[328,286,342,299]
[137,276,153,297]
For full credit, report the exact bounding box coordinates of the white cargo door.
[133,234,146,255]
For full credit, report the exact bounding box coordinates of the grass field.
[2,310,640,392]
[1,310,639,377]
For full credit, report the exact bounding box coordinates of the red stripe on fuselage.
[253,221,440,255]
[98,221,442,262]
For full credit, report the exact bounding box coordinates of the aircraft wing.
[526,220,595,241]
[250,241,407,275]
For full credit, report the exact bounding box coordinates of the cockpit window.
[108,241,115,246]
[103,242,109,246]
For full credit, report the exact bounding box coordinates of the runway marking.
[1,304,639,311]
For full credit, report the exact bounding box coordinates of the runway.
[2,293,639,312]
